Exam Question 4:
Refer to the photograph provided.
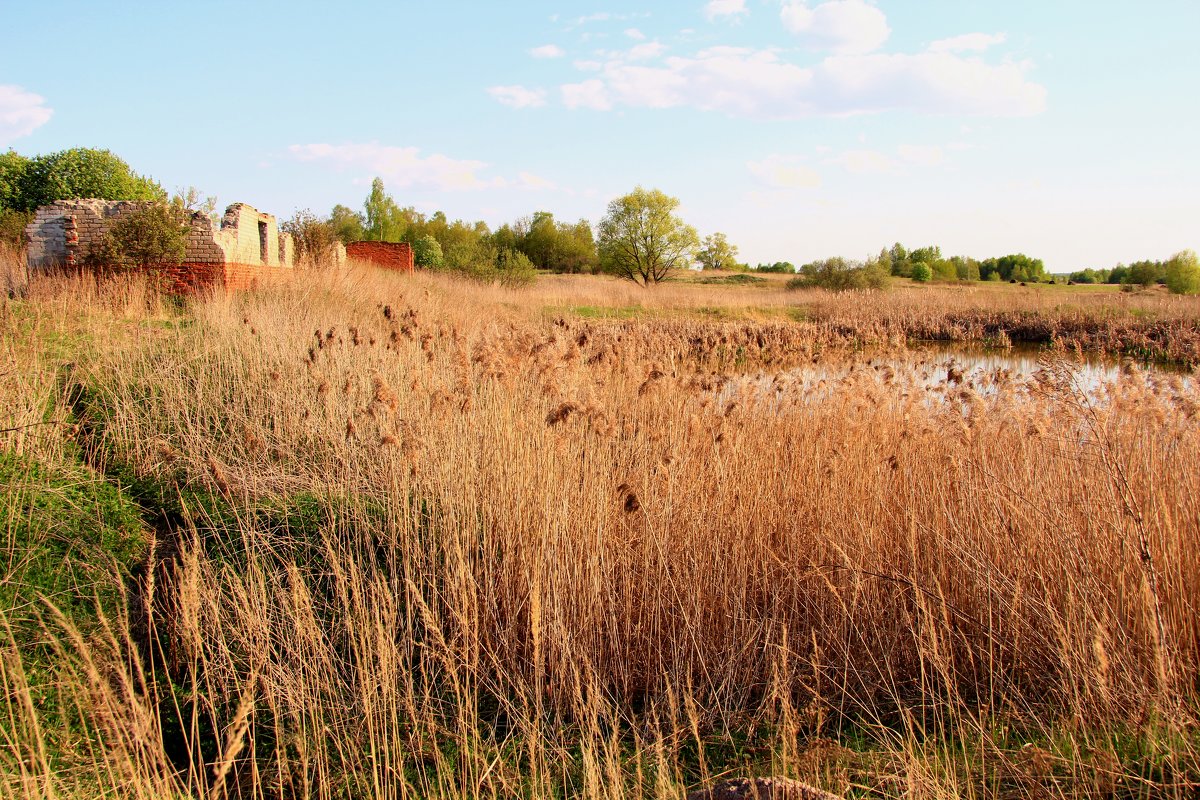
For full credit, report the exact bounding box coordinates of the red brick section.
[133,262,293,294]
[346,241,415,273]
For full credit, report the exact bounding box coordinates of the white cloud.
[897,144,945,166]
[487,84,547,108]
[826,149,900,175]
[929,32,1007,53]
[562,79,613,110]
[0,84,52,146]
[781,0,891,55]
[530,44,566,59]
[747,154,822,189]
[287,142,498,192]
[627,41,668,61]
[705,0,748,21]
[574,59,604,71]
[557,47,1046,118]
[625,27,646,40]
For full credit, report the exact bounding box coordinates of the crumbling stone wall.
[346,241,415,273]
[25,199,296,292]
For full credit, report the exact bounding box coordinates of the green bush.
[788,257,887,292]
[84,202,190,272]
[282,208,341,268]
[412,234,444,268]
[910,262,932,282]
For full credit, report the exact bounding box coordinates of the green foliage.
[950,255,980,281]
[509,212,598,273]
[0,149,30,212]
[753,261,795,273]
[980,253,1047,283]
[363,178,412,242]
[84,202,190,271]
[0,208,32,249]
[789,257,888,292]
[910,262,932,282]
[1164,250,1200,295]
[412,234,444,268]
[598,187,699,286]
[10,148,164,212]
[0,449,144,647]
[1069,268,1104,284]
[1124,259,1165,288]
[696,231,740,271]
[329,204,366,244]
[282,208,341,268]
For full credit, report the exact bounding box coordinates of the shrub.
[910,262,933,282]
[788,257,887,292]
[0,208,31,249]
[84,202,189,273]
[412,234,444,269]
[281,209,340,268]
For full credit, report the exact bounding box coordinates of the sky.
[1,0,1197,272]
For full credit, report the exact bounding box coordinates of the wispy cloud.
[529,44,566,59]
[624,28,646,40]
[288,142,499,192]
[781,0,891,55]
[0,84,52,146]
[488,85,547,108]
[705,0,748,21]
[556,46,1046,118]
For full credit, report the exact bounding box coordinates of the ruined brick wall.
[25,199,296,292]
[345,241,415,273]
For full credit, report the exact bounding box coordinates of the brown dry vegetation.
[2,259,1200,799]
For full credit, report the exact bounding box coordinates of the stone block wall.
[345,241,415,273]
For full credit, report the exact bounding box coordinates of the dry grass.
[2,261,1199,798]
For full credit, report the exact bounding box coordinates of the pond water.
[723,343,1196,406]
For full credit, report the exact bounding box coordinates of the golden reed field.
[2,256,1199,799]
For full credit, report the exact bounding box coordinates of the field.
[2,255,1200,799]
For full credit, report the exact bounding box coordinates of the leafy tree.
[412,234,444,268]
[696,232,740,271]
[789,257,887,292]
[0,150,29,212]
[84,202,189,272]
[15,148,164,212]
[329,204,366,243]
[1106,265,1128,284]
[598,187,698,286]
[910,262,932,282]
[754,261,795,274]
[1069,268,1100,284]
[363,178,409,242]
[949,255,980,281]
[1124,259,1165,288]
[1164,250,1200,295]
[980,254,1046,283]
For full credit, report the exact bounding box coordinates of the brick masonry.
[346,241,415,273]
[25,199,297,293]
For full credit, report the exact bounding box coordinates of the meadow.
[2,253,1199,799]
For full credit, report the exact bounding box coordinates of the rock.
[686,776,841,800]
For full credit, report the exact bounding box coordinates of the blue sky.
[2,0,1197,271]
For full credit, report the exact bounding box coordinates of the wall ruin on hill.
[25,199,298,292]
[345,241,415,273]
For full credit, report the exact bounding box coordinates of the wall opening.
[258,220,269,264]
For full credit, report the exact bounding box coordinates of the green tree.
[16,148,164,212]
[696,232,740,271]
[329,204,366,243]
[910,262,932,282]
[598,187,698,286]
[980,254,1046,283]
[412,234,444,268]
[1124,259,1165,288]
[0,150,30,212]
[949,255,980,281]
[1164,250,1200,295]
[363,178,408,242]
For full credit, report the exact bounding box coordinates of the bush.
[788,257,887,292]
[910,262,932,282]
[0,208,31,249]
[281,209,341,268]
[84,202,189,273]
[412,234,444,268]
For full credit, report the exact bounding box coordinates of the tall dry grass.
[2,264,1199,798]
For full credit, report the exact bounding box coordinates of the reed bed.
[1,264,1199,799]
